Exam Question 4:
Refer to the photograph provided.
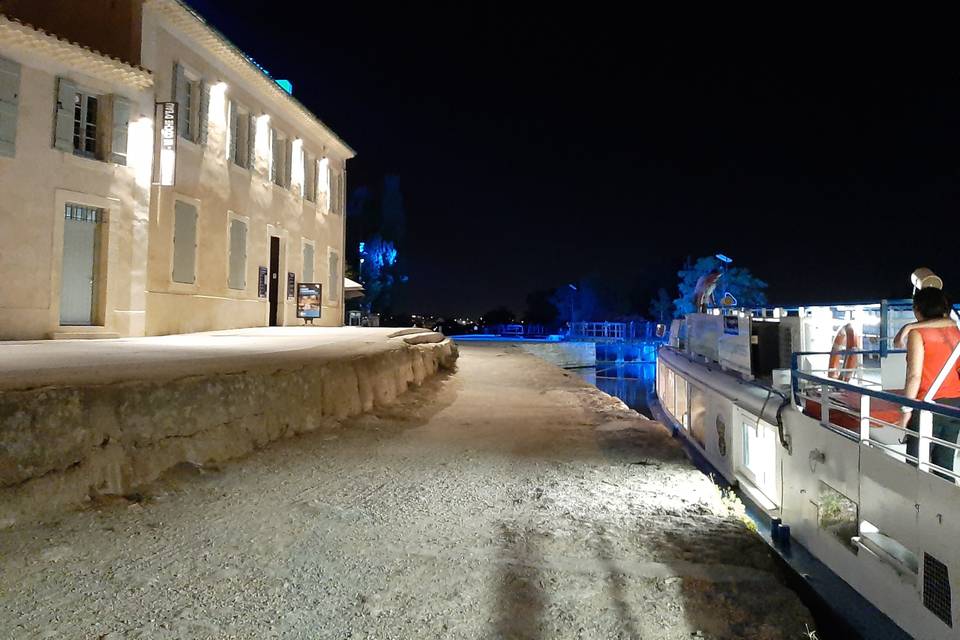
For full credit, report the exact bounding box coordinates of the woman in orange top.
[901,288,960,478]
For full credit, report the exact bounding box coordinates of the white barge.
[651,299,960,639]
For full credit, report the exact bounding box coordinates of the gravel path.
[0,344,813,639]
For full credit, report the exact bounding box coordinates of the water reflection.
[576,362,656,418]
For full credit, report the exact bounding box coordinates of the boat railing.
[792,349,960,482]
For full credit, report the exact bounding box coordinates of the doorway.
[268,235,280,326]
[60,204,104,325]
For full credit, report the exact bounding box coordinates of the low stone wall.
[0,334,458,526]
[519,341,596,368]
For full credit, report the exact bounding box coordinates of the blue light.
[715,253,733,264]
[276,79,293,94]
[359,242,365,253]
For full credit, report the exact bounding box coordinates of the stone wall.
[519,341,596,369]
[0,336,457,526]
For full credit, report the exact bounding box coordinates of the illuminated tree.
[674,256,767,316]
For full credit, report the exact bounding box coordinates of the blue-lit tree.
[673,256,767,316]
[358,234,404,313]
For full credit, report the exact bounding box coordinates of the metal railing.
[569,321,663,341]
[792,349,960,481]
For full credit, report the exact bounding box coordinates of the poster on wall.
[154,102,178,186]
[258,266,268,298]
[297,283,322,321]
[287,272,296,299]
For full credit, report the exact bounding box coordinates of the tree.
[482,306,515,326]
[523,289,560,327]
[648,288,673,324]
[674,256,767,316]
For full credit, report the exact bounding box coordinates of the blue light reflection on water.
[575,362,657,418]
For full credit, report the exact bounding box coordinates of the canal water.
[575,362,657,418]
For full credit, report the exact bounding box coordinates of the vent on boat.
[924,552,953,628]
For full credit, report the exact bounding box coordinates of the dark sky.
[187,3,960,316]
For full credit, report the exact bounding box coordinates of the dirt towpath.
[0,344,813,639]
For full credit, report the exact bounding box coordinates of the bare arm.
[894,317,955,348]
[904,330,924,401]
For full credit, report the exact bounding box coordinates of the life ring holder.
[827,323,861,382]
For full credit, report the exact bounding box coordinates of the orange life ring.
[827,323,860,381]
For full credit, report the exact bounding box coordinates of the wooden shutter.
[110,95,131,165]
[303,243,315,282]
[198,79,210,145]
[228,219,247,289]
[172,200,198,284]
[54,77,76,152]
[0,56,20,157]
[172,62,188,138]
[284,138,293,188]
[227,101,237,163]
[247,113,256,170]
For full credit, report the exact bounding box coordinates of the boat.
[649,279,960,639]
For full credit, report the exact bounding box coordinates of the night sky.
[187,3,960,316]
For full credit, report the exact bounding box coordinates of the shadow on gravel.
[494,522,547,640]
[594,525,642,639]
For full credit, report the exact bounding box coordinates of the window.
[72,92,98,158]
[54,78,130,165]
[172,200,198,284]
[303,149,316,202]
[173,63,208,144]
[228,101,254,168]
[271,128,292,188]
[302,241,315,282]
[228,218,247,290]
[0,55,21,157]
[328,248,340,303]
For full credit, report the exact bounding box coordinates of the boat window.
[818,482,857,551]
[689,385,707,447]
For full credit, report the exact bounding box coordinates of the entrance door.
[268,236,280,326]
[60,204,103,325]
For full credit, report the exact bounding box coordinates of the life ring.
[827,323,860,381]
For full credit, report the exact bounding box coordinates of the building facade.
[0,14,155,340]
[0,0,353,339]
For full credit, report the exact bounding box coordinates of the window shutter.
[0,56,20,157]
[172,200,198,284]
[172,62,188,138]
[328,250,340,302]
[198,79,210,146]
[54,77,76,152]
[228,219,247,289]
[227,101,237,162]
[109,95,131,165]
[284,138,293,188]
[270,129,279,184]
[303,243,315,282]
[247,113,256,170]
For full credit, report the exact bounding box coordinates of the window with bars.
[64,203,105,223]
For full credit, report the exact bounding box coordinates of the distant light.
[276,79,293,94]
[715,253,733,264]
[568,283,577,291]
[359,242,365,253]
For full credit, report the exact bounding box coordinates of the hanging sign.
[258,266,268,298]
[297,283,322,320]
[154,102,178,186]
[287,272,296,299]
